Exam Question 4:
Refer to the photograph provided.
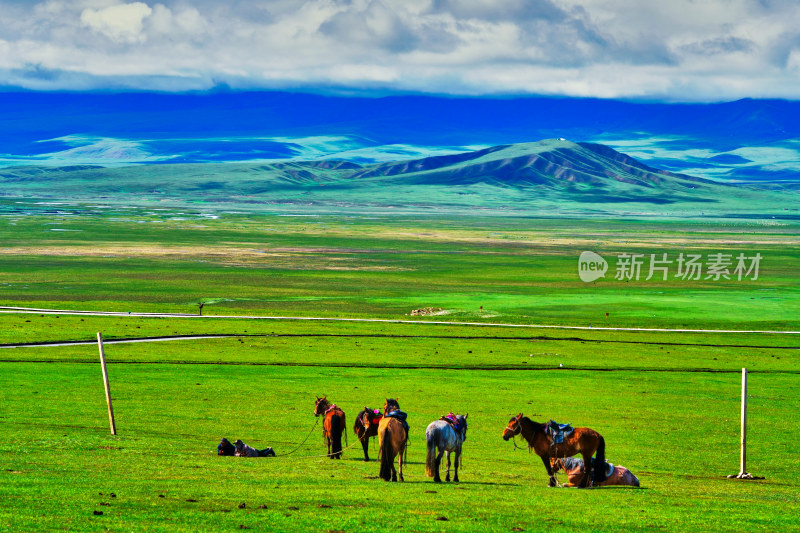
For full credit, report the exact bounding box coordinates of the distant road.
[2,305,800,335]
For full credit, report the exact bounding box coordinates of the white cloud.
[0,0,799,100]
[80,2,153,43]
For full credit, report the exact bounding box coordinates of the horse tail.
[331,414,343,457]
[425,429,436,477]
[342,412,348,448]
[379,425,393,481]
[592,435,607,483]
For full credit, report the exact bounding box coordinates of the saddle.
[368,409,383,426]
[385,410,410,433]
[546,420,574,444]
[440,413,462,434]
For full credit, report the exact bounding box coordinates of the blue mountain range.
[1,92,798,182]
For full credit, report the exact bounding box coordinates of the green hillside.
[0,139,794,217]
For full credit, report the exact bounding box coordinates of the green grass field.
[1,206,798,531]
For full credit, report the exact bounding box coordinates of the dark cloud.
[319,0,421,53]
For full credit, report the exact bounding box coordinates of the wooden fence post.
[97,332,117,435]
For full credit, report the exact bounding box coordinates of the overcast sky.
[1,0,799,101]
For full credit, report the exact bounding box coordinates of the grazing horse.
[314,396,347,459]
[551,457,640,488]
[502,413,607,488]
[425,414,468,483]
[354,407,382,461]
[378,398,408,482]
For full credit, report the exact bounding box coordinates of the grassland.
[1,205,799,531]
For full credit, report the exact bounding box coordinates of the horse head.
[502,413,524,441]
[383,398,400,414]
[457,414,468,439]
[314,396,330,417]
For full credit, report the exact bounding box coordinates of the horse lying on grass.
[551,457,639,487]
[426,413,468,483]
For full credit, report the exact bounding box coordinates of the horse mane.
[520,416,546,434]
[354,408,369,430]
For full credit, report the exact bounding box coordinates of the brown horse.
[378,398,407,482]
[551,457,640,488]
[502,413,607,488]
[354,407,382,462]
[314,396,347,459]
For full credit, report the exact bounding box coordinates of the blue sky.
[1,0,799,101]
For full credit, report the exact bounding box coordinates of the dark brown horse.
[314,396,347,459]
[354,407,382,461]
[502,413,607,488]
[378,398,407,482]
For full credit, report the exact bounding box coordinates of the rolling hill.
[0,139,794,217]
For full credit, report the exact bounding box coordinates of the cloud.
[679,36,756,56]
[0,0,799,100]
[80,2,153,43]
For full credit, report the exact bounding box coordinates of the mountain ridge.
[0,139,790,216]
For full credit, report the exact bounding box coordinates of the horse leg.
[578,452,593,488]
[453,449,460,483]
[445,451,452,482]
[361,436,370,461]
[398,446,405,482]
[540,454,557,487]
[434,448,445,483]
[391,456,398,482]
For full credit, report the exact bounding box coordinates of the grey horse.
[425,414,468,483]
